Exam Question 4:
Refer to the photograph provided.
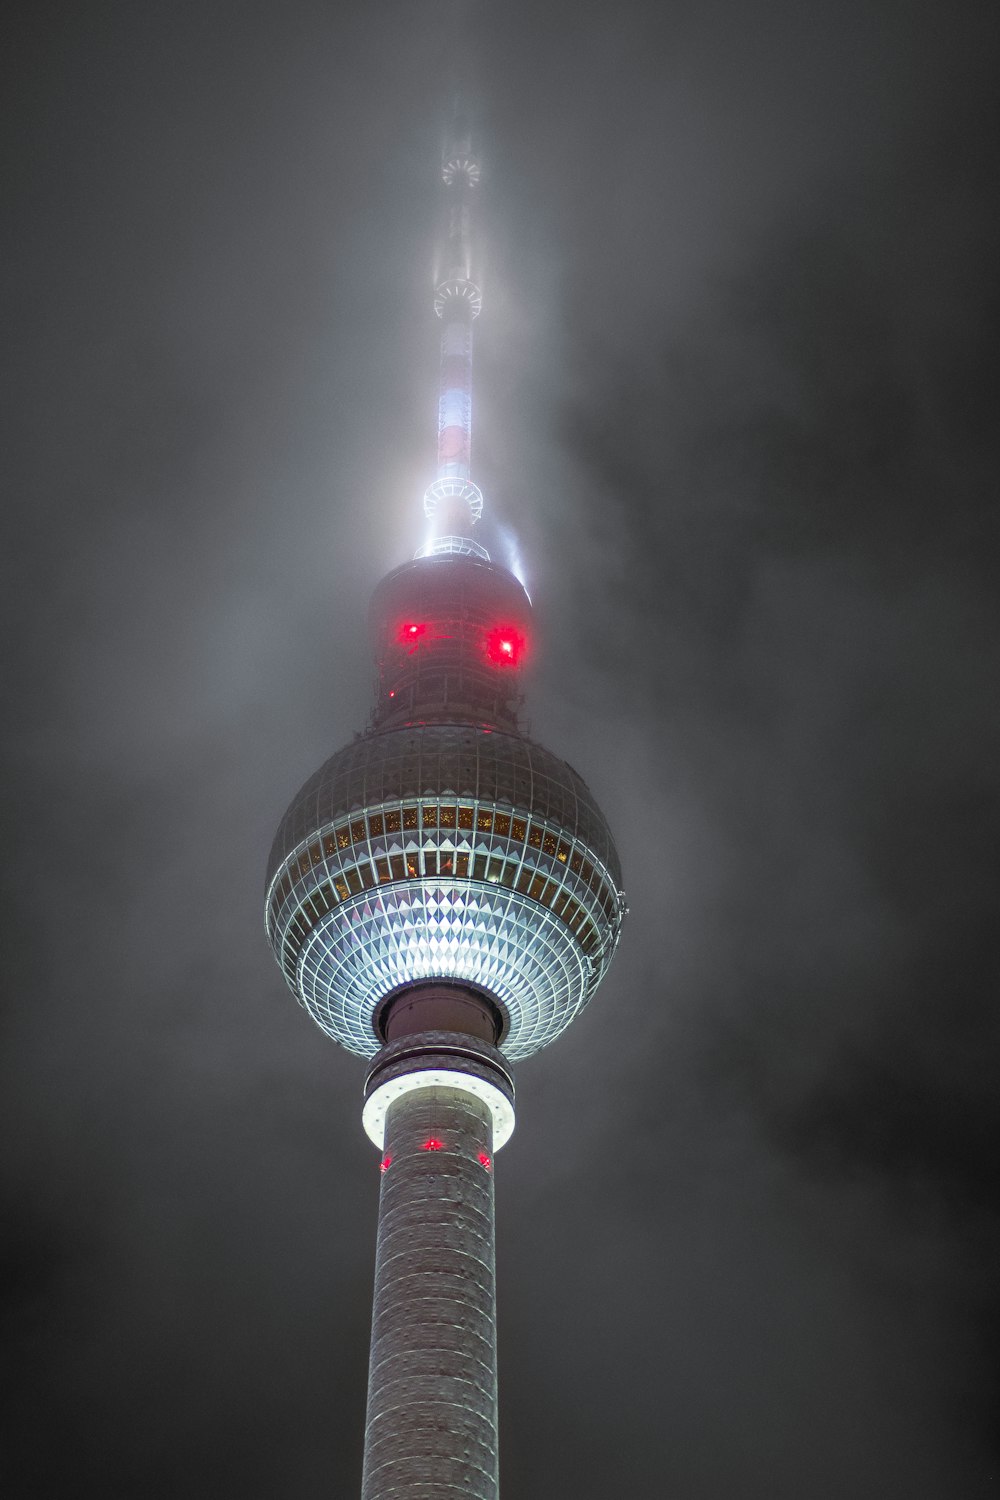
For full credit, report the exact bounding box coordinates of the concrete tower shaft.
[360,1030,512,1500]
[363,1086,498,1499]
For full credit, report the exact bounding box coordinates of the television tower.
[265,80,626,1500]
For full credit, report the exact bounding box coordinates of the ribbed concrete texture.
[361,1085,498,1500]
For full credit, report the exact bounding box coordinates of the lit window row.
[282,801,607,890]
[269,801,620,939]
[274,842,608,990]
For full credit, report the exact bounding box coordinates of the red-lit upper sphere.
[370,555,532,732]
[265,554,626,1060]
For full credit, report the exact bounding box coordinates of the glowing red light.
[398,621,428,654]
[478,1152,492,1170]
[485,625,524,667]
[422,1138,444,1152]
[380,1154,392,1173]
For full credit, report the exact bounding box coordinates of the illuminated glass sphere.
[265,723,625,1059]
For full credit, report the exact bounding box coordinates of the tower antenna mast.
[419,19,487,560]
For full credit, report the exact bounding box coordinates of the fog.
[2,1,997,1495]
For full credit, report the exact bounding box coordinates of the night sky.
[3,1,998,1495]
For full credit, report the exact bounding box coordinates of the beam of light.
[495,522,530,598]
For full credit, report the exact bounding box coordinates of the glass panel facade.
[265,720,626,1060]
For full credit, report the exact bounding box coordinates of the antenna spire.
[416,93,488,562]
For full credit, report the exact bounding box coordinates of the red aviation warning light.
[485,625,525,667]
[398,621,428,653]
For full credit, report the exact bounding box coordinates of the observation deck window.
[368,813,385,837]
[458,807,475,830]
[376,858,391,883]
[493,813,511,837]
[350,819,366,842]
[439,807,457,829]
[579,921,599,955]
[542,832,558,857]
[389,855,406,880]
[455,852,470,877]
[527,827,543,849]
[477,810,494,833]
[511,817,527,842]
[422,806,438,827]
[403,807,419,831]
[385,810,402,834]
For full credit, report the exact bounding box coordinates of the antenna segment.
[417,107,489,563]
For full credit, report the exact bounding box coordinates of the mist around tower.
[1,1,998,1497]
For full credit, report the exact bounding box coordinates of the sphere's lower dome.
[265,723,625,1059]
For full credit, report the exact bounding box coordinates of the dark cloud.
[2,0,998,1495]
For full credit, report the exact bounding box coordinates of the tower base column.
[360,1032,514,1500]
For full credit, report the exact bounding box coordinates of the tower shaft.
[361,1026,513,1500]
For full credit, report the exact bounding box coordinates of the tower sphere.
[265,720,625,1061]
